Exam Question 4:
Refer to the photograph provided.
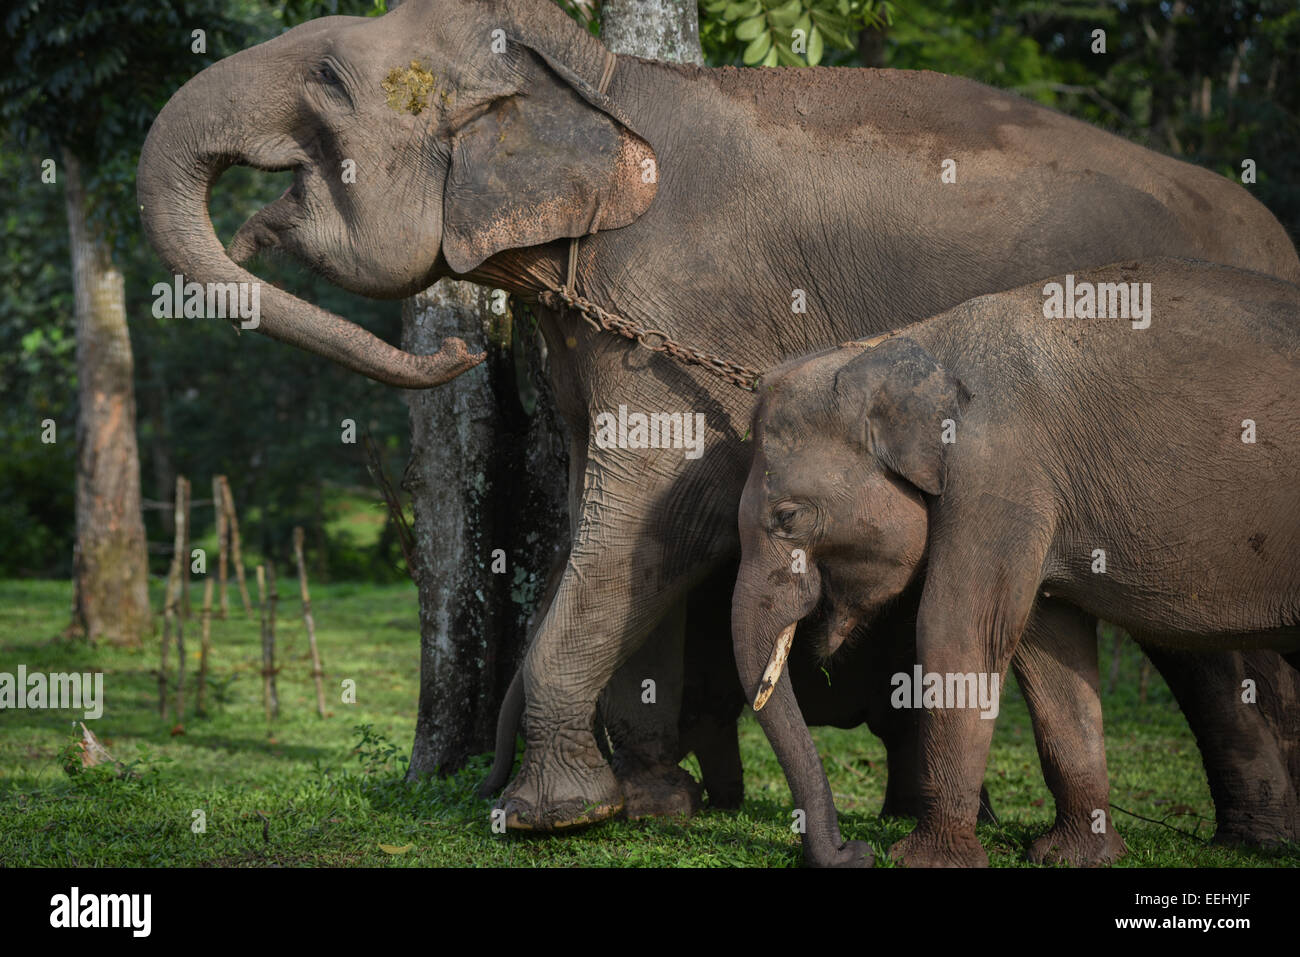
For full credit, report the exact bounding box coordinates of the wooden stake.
[197,576,214,716]
[214,475,229,620]
[159,570,173,721]
[179,475,192,620]
[258,564,280,721]
[173,477,190,720]
[293,527,326,718]
[159,475,188,720]
[221,476,252,615]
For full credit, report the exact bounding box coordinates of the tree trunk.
[601,0,703,64]
[64,151,151,648]
[403,282,569,776]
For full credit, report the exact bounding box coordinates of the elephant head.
[732,336,969,711]
[137,0,657,388]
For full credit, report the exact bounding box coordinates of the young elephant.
[733,258,1300,868]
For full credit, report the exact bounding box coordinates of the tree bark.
[63,151,151,648]
[601,0,703,64]
[403,282,569,776]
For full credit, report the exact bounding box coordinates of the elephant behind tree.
[137,0,1300,841]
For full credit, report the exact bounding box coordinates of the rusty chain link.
[538,285,764,392]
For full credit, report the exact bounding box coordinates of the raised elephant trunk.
[136,57,483,390]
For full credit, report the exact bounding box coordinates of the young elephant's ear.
[834,337,970,496]
[440,40,657,275]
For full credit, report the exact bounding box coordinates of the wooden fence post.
[293,527,327,718]
[214,475,229,619]
[197,576,214,716]
[258,564,280,721]
[220,476,252,616]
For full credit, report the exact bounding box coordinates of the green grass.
[0,579,1296,867]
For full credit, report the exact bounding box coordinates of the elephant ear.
[833,337,970,496]
[440,40,657,275]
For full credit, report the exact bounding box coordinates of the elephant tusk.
[753,623,797,711]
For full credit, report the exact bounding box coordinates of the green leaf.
[735,14,768,41]
[762,45,780,66]
[810,11,854,49]
[767,0,803,28]
[774,43,805,66]
[807,25,824,65]
[743,29,773,65]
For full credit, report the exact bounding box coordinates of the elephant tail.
[477,669,524,799]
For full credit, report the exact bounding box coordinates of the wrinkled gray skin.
[735,259,1300,867]
[138,0,1300,836]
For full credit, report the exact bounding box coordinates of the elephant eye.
[314,62,342,85]
[772,503,805,535]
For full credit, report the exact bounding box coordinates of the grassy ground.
[1,579,1296,867]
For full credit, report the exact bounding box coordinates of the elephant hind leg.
[1148,646,1300,847]
[477,669,524,799]
[602,600,702,820]
[1016,601,1126,866]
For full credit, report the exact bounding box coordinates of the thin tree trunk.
[63,151,150,647]
[294,526,327,718]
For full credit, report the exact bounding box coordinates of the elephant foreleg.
[496,477,701,830]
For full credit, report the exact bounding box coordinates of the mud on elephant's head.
[137,0,656,388]
[733,336,969,709]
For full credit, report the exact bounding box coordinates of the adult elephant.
[138,0,1300,842]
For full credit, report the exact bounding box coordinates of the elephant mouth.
[825,611,861,656]
[227,178,302,266]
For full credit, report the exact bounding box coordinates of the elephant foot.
[1211,818,1293,848]
[615,761,702,820]
[498,731,624,831]
[1027,823,1127,866]
[808,839,875,869]
[889,827,988,868]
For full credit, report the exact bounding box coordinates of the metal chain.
[538,285,764,392]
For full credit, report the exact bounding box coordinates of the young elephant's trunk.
[731,572,860,865]
[136,53,483,389]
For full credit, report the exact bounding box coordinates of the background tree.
[0,0,247,645]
